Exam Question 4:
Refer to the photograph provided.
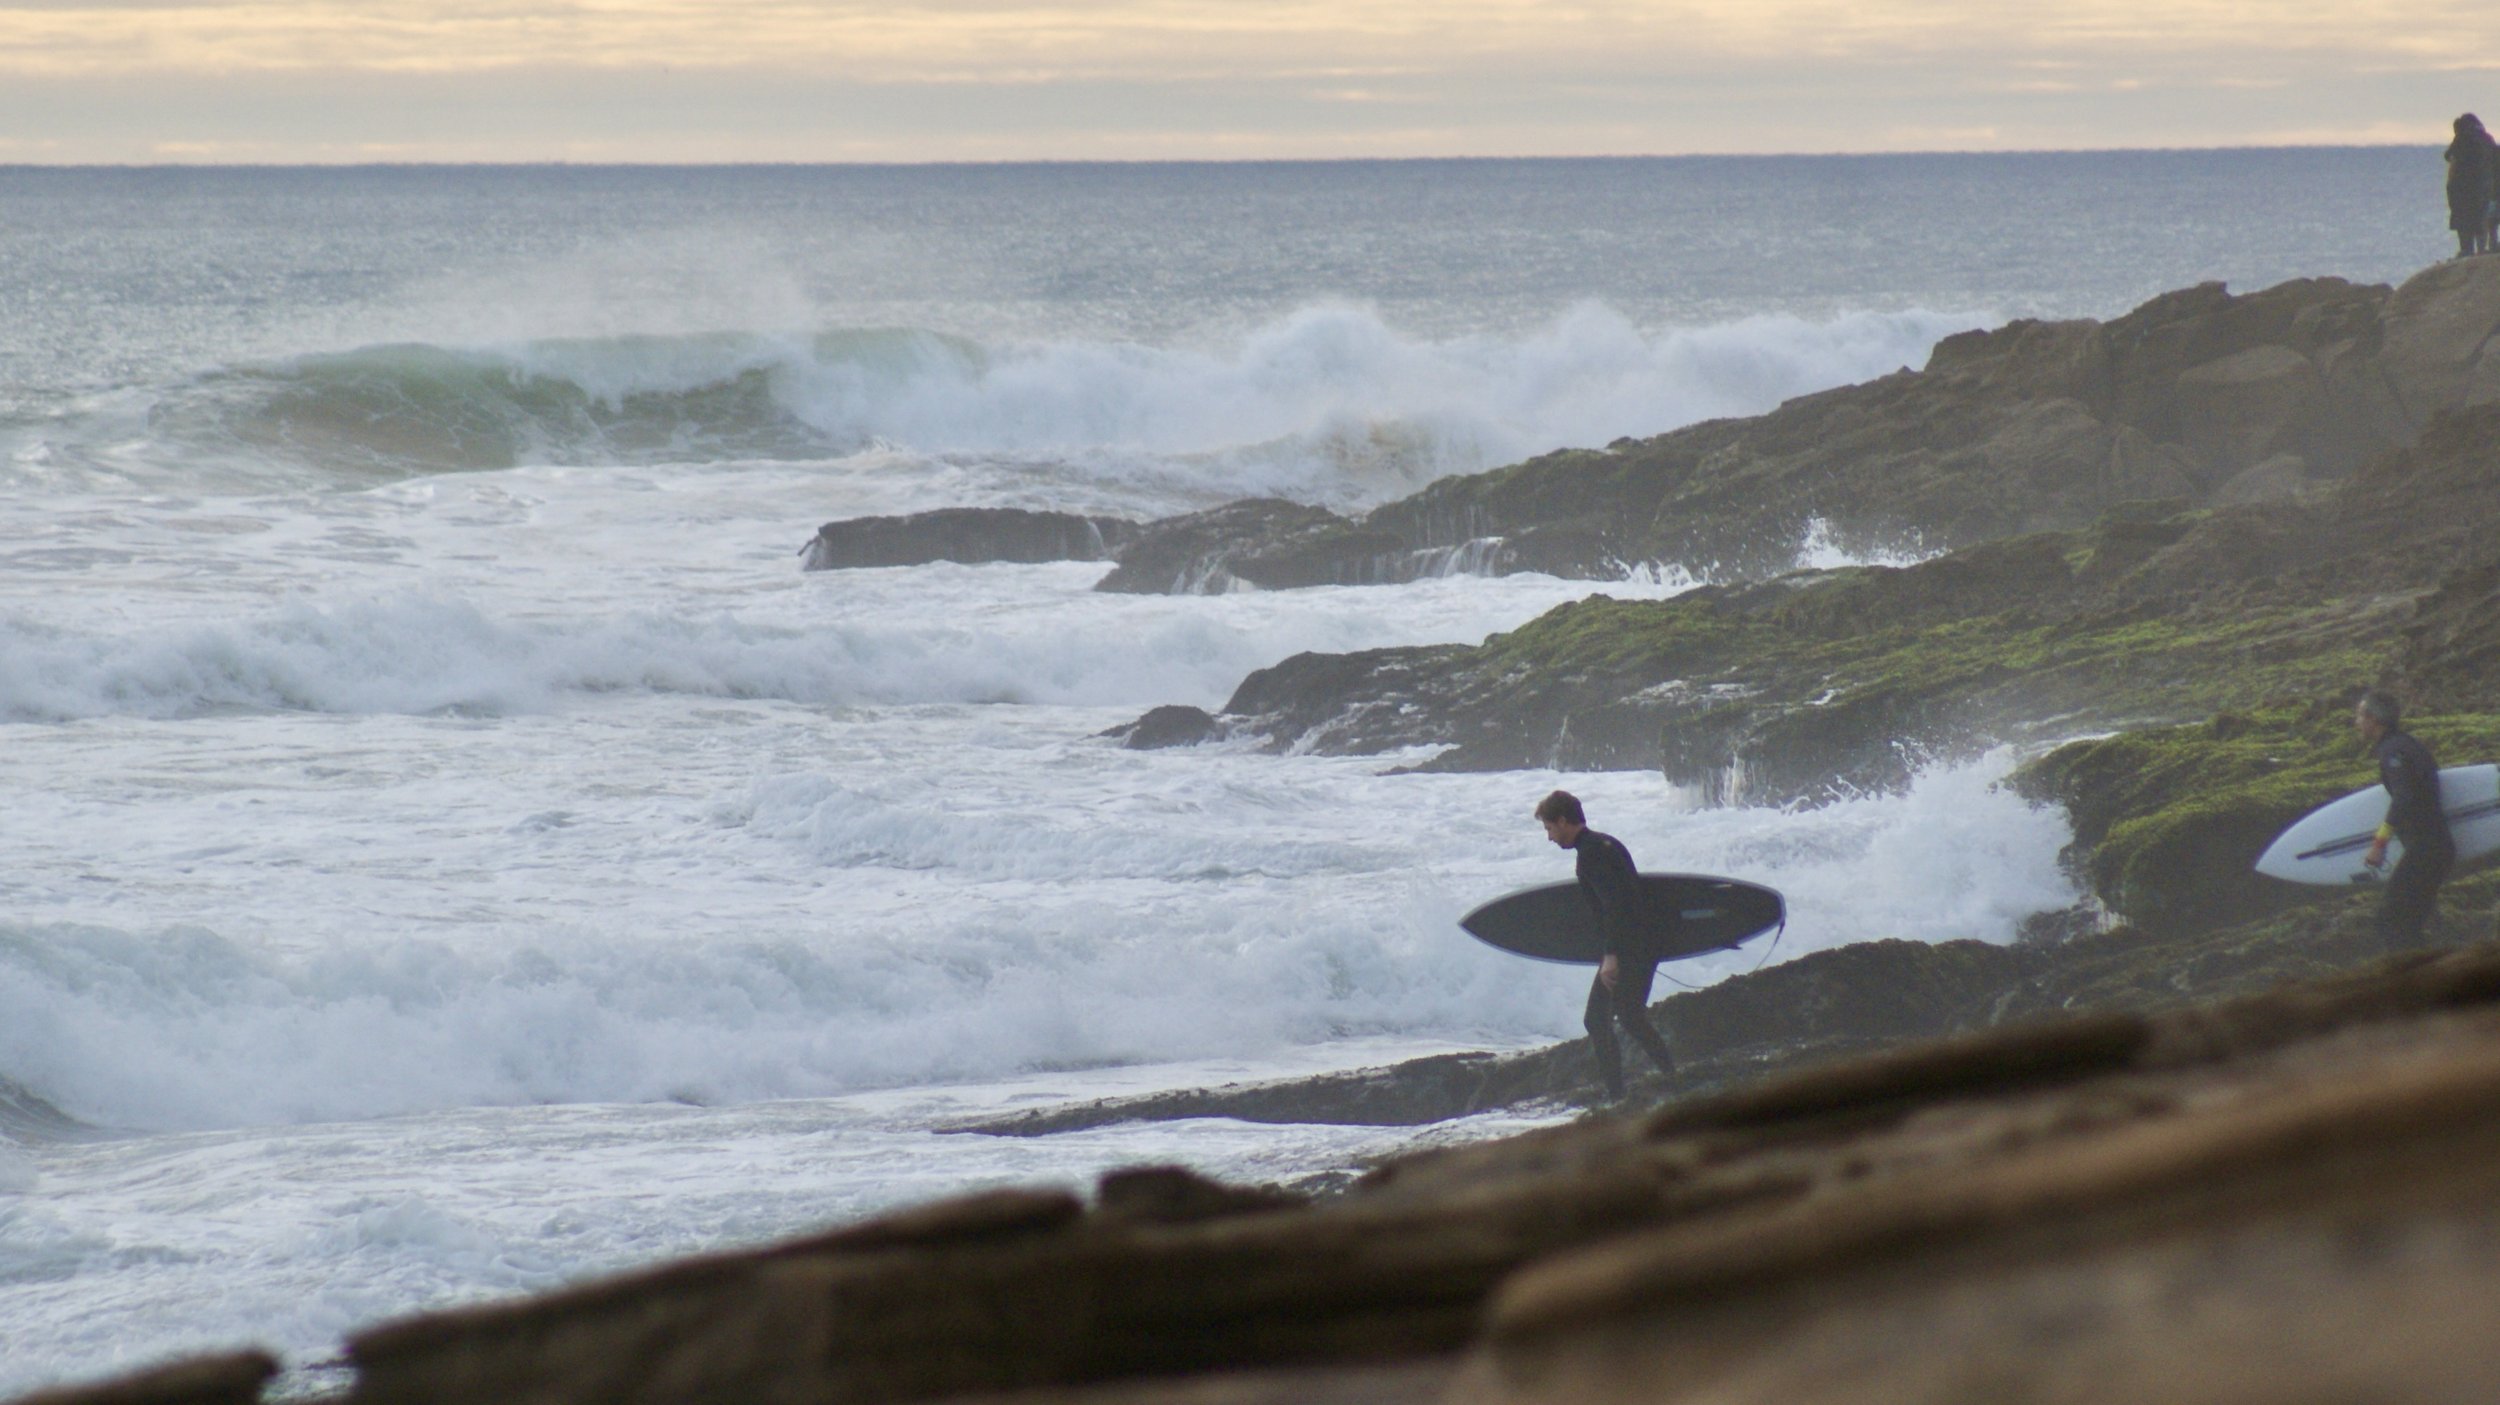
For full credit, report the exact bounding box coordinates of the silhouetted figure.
[2445,114,2496,257]
[2481,124,2499,254]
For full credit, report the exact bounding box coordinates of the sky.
[0,1,2490,163]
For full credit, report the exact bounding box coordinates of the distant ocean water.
[0,151,2448,1395]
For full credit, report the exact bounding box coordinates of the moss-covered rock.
[2392,561,2500,714]
[1206,516,2411,800]
[1154,383,2500,801]
[2017,704,2500,935]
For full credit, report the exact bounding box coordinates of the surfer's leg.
[1584,972,1625,1099]
[2377,847,2451,952]
[1610,961,1677,1079]
[2373,877,2419,952]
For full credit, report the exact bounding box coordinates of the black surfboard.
[1459,873,1786,966]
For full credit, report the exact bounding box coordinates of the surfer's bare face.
[2354,702,2387,746]
[1543,817,1582,847]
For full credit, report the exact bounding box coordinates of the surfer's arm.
[1585,850,1643,957]
[2367,821,2393,867]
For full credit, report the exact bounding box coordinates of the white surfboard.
[2254,762,2500,886]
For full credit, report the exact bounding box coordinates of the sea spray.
[21,304,1977,499]
[0,751,2072,1134]
[0,563,1709,722]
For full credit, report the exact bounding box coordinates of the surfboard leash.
[1654,914,1787,990]
[1745,914,1788,974]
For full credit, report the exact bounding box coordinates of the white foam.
[764,303,1976,508]
[12,303,1981,505]
[0,560,1692,722]
[0,745,2072,1135]
[0,1086,1556,1400]
[1792,515,1941,570]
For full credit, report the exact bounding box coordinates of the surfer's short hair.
[1534,790,1584,825]
[2359,689,2403,730]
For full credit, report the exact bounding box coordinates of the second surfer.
[1537,790,1677,1101]
[2356,690,2455,952]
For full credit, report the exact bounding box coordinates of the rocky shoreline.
[52,939,2500,1405]
[33,259,2500,1403]
[813,260,2500,805]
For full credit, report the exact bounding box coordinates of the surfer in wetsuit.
[2356,690,2454,952]
[1537,790,1677,1100]
[2447,115,2498,258]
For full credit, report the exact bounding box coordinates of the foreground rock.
[52,942,2500,1405]
[6,1355,274,1405]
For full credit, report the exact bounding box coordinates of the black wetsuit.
[2375,730,2454,952]
[2451,129,2498,242]
[1569,828,1677,1097]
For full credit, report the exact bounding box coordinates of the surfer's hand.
[2365,840,2389,869]
[1598,953,1619,989]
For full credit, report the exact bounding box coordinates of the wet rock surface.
[1163,391,2500,794]
[1054,262,2500,793]
[802,508,1137,570]
[1089,499,1413,594]
[950,938,2035,1136]
[1100,704,1226,750]
[808,267,2500,601]
[950,855,2496,1140]
[1074,269,2477,598]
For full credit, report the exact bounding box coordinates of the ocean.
[0,150,2445,1395]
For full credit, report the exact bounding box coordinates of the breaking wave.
[0,568,1692,722]
[0,753,2074,1133]
[40,303,1979,501]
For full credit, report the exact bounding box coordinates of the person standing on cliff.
[2357,690,2455,952]
[1537,790,1677,1100]
[2444,114,2496,258]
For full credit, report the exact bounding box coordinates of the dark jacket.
[2449,123,2497,230]
[2377,730,2453,856]
[1570,828,1650,962]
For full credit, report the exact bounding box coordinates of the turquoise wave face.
[139,327,988,480]
[85,303,1975,494]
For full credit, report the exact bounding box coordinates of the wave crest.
[57,304,1977,501]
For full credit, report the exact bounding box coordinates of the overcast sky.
[0,1,2489,163]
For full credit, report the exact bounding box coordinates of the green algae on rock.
[1210,526,2408,801]
[2018,705,2500,937]
[1168,379,2500,796]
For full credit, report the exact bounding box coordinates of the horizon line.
[0,141,2438,173]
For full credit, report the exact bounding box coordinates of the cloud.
[1,1,2493,79]
[0,2,2486,160]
